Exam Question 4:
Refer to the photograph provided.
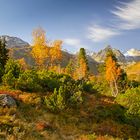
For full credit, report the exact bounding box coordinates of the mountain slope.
[126,62,140,81]
[0,35,29,48]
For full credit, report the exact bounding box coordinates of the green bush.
[2,71,16,87]
[82,81,99,94]
[116,86,140,117]
[45,87,66,112]
[16,70,42,92]
[116,87,140,128]
[4,59,21,78]
[2,59,22,87]
[37,70,77,92]
[37,70,60,92]
[45,81,83,112]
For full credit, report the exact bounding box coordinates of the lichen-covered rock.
[0,94,17,107]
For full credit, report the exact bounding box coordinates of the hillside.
[126,62,140,81]
[0,87,140,140]
[0,35,29,48]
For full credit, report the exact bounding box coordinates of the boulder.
[0,94,17,107]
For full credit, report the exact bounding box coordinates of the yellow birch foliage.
[31,27,49,66]
[105,56,121,82]
[50,40,62,65]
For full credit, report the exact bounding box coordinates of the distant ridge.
[0,35,29,48]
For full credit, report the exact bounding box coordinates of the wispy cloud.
[64,38,85,48]
[88,25,119,42]
[88,0,140,42]
[112,0,140,30]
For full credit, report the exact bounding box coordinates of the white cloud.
[64,38,85,48]
[124,48,140,56]
[88,25,119,42]
[112,0,140,30]
[88,0,140,43]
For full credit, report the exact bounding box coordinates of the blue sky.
[0,0,140,53]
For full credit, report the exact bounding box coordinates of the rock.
[0,94,17,107]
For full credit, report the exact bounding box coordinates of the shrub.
[2,59,22,87]
[37,70,60,92]
[116,86,140,117]
[4,59,21,78]
[70,91,83,105]
[2,71,17,87]
[37,70,77,92]
[45,81,83,112]
[82,81,93,92]
[16,70,42,92]
[116,86,140,128]
[45,87,66,112]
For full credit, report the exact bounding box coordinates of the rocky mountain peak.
[92,46,126,63]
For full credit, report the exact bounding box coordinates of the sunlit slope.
[126,61,140,81]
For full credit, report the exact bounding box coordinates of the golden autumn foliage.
[31,27,49,67]
[18,58,28,70]
[49,40,62,65]
[64,59,75,77]
[105,56,121,82]
[48,64,64,74]
[31,27,63,69]
[73,48,89,80]
[105,56,121,96]
[74,58,88,80]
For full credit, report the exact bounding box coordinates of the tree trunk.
[110,81,115,97]
[114,80,118,97]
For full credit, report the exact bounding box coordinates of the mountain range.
[0,35,140,74]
